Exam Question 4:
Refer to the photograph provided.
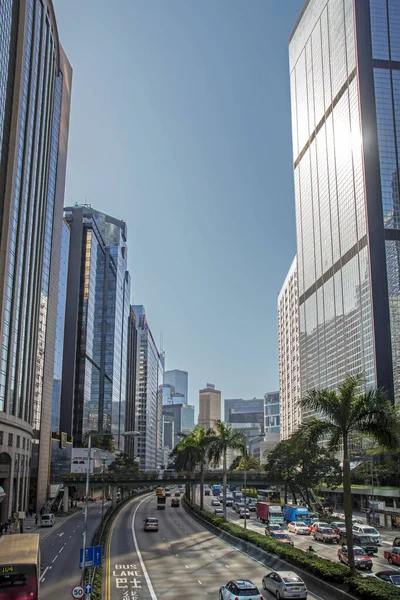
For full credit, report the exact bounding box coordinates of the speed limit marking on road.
[71,585,85,598]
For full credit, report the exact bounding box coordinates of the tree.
[176,427,214,509]
[229,455,243,471]
[169,433,199,502]
[108,452,139,475]
[263,438,299,503]
[83,431,115,453]
[298,374,400,576]
[208,421,245,519]
[236,455,261,471]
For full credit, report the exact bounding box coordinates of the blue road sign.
[85,583,92,594]
[80,545,102,568]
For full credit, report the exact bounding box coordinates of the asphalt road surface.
[106,491,324,600]
[39,500,110,600]
[201,490,400,574]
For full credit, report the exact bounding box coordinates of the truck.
[283,505,312,525]
[212,485,221,496]
[256,502,284,525]
[384,547,400,565]
[157,496,166,510]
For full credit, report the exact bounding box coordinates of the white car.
[287,521,310,535]
[262,571,308,599]
[219,580,260,600]
[211,499,221,507]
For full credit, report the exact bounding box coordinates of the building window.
[16,435,20,448]
[0,432,3,445]
[8,433,13,447]
[22,438,25,450]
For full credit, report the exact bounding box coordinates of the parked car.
[262,571,308,599]
[219,580,260,600]
[375,571,400,587]
[287,522,311,535]
[352,524,381,546]
[265,523,284,535]
[144,518,159,532]
[211,499,221,507]
[337,545,372,570]
[313,527,339,543]
[270,532,294,546]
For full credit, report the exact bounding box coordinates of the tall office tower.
[125,307,138,458]
[224,398,264,438]
[61,206,130,452]
[133,306,164,471]
[162,403,195,451]
[290,0,400,411]
[198,384,221,431]
[164,370,188,404]
[161,383,185,405]
[278,257,301,440]
[264,391,280,447]
[0,0,71,517]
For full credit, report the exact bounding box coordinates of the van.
[352,523,381,545]
[40,513,55,527]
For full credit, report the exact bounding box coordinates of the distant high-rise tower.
[290,0,400,409]
[164,370,188,404]
[0,0,72,516]
[198,384,221,431]
[278,257,301,440]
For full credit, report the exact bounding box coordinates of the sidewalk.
[13,505,83,542]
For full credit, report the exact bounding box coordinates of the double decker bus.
[0,533,40,598]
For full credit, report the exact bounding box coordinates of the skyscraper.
[0,0,71,516]
[125,307,138,458]
[198,384,221,430]
[278,257,301,440]
[224,398,264,438]
[164,370,188,404]
[161,383,185,405]
[162,402,195,451]
[60,206,130,451]
[289,0,400,410]
[133,305,164,471]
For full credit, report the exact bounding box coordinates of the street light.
[82,430,140,582]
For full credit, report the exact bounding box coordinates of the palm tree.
[298,374,399,576]
[208,421,246,519]
[184,427,214,509]
[169,433,198,501]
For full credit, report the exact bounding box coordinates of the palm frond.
[297,419,338,449]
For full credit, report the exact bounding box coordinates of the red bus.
[0,533,40,598]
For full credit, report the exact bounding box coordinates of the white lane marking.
[131,497,158,600]
[198,580,202,584]
[40,567,49,581]
[176,554,179,557]
[225,564,230,569]
[58,546,64,554]
[52,556,58,563]
[211,553,214,556]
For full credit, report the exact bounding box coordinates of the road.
[106,490,324,600]
[39,500,109,600]
[200,490,400,574]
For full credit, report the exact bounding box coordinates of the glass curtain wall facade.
[224,398,264,439]
[164,370,188,404]
[162,403,195,451]
[125,307,138,457]
[0,0,71,516]
[289,0,400,411]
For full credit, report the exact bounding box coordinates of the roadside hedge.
[183,497,400,599]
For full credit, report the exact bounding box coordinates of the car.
[313,527,339,543]
[351,534,378,555]
[271,532,294,546]
[337,545,372,570]
[329,521,346,535]
[144,518,159,532]
[287,522,311,535]
[171,498,180,507]
[375,571,400,587]
[235,503,246,514]
[219,580,260,600]
[352,524,381,545]
[214,507,224,515]
[265,524,284,535]
[211,499,221,507]
[262,571,308,599]
[205,489,211,496]
[239,508,250,519]
[174,491,181,497]
[40,514,55,527]
[309,521,328,532]
[225,496,234,507]
[247,500,257,512]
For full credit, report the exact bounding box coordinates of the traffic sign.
[80,545,102,568]
[85,583,92,594]
[71,585,85,599]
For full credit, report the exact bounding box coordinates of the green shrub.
[346,576,400,599]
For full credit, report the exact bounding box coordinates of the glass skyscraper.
[164,370,188,403]
[0,0,71,516]
[290,0,400,409]
[61,207,130,452]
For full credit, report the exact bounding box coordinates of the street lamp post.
[101,459,106,521]
[244,444,247,530]
[81,430,140,583]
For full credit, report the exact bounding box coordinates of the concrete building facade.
[198,384,221,431]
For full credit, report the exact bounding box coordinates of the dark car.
[174,491,181,497]
[171,498,180,507]
[205,489,210,496]
[375,571,400,587]
[353,534,378,555]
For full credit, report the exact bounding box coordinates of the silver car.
[262,571,308,599]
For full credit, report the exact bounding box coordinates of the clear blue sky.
[53,0,305,417]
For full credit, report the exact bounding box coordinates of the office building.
[161,383,185,405]
[264,391,280,443]
[0,0,71,517]
[290,0,400,412]
[278,257,301,440]
[162,402,195,451]
[133,306,164,471]
[164,370,188,404]
[125,307,138,458]
[61,206,130,452]
[198,384,221,431]
[224,398,264,439]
